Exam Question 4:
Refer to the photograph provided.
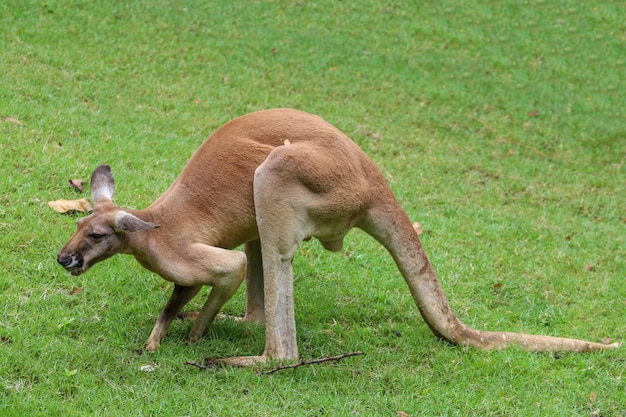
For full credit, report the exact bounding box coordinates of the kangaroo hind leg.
[243,239,264,323]
[220,144,363,366]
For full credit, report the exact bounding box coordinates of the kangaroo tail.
[358,200,619,352]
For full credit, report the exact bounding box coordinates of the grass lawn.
[1,0,624,415]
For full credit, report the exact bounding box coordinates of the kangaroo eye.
[88,233,105,240]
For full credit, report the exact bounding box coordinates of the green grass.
[1,0,624,415]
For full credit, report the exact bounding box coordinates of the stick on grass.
[262,351,365,375]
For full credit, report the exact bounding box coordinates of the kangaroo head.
[57,165,159,276]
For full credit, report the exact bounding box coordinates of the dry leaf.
[2,116,23,125]
[365,131,381,140]
[396,412,409,417]
[69,286,84,296]
[177,311,199,321]
[528,110,539,117]
[48,198,92,213]
[140,364,157,372]
[589,391,597,404]
[412,221,423,235]
[68,179,85,192]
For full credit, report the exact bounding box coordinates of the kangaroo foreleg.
[187,281,244,344]
[145,245,246,350]
[185,245,247,343]
[145,284,202,351]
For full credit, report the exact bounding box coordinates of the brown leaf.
[48,198,92,213]
[69,286,84,296]
[176,311,199,321]
[528,110,539,117]
[396,412,409,417]
[589,391,597,404]
[412,221,423,235]
[2,116,23,125]
[586,265,595,272]
[68,179,85,192]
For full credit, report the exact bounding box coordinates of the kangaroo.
[57,108,618,366]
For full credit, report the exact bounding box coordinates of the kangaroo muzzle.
[57,253,84,275]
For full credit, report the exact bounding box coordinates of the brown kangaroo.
[57,108,618,366]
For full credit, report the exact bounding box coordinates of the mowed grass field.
[1,1,624,416]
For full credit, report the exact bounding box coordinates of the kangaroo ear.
[114,211,160,233]
[91,165,115,204]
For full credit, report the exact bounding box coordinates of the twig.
[185,361,210,370]
[185,351,365,373]
[494,138,547,158]
[472,116,497,134]
[262,351,365,375]
[185,359,223,370]
[470,115,547,158]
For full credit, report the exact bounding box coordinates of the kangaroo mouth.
[68,266,86,276]
[57,254,86,275]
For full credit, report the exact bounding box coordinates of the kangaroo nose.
[57,254,73,267]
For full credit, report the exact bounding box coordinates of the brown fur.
[57,109,618,365]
